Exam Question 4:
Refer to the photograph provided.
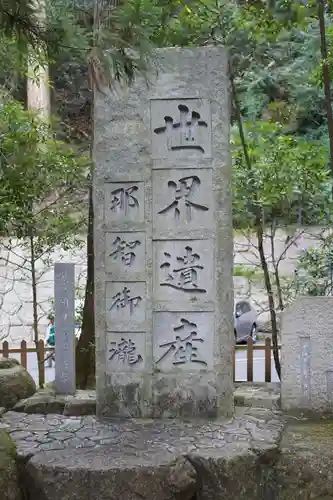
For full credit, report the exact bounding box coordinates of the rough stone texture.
[13,389,96,416]
[281,297,333,414]
[276,419,333,499]
[234,383,281,410]
[0,408,284,500]
[94,46,234,419]
[26,451,197,500]
[11,386,282,416]
[13,392,66,415]
[0,429,21,500]
[0,358,20,369]
[0,358,36,409]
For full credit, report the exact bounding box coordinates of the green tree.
[295,232,333,296]
[232,119,330,377]
[0,100,89,386]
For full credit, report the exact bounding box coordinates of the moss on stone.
[276,420,333,499]
[0,429,20,500]
[293,420,333,438]
[0,430,16,460]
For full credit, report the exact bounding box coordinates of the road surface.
[8,341,279,386]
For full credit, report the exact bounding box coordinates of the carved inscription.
[300,336,311,403]
[154,104,208,152]
[158,175,209,223]
[109,286,142,316]
[110,185,139,216]
[109,236,141,267]
[160,245,206,293]
[155,318,207,367]
[109,337,143,365]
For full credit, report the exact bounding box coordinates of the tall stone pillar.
[94,47,234,418]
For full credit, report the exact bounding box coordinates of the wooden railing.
[0,337,281,384]
[233,337,281,383]
[0,340,54,388]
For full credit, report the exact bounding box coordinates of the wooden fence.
[0,337,281,385]
[0,340,54,388]
[232,337,281,383]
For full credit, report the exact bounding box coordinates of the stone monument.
[94,47,234,418]
[281,296,333,413]
[54,262,76,395]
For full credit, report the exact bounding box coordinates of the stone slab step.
[234,383,281,410]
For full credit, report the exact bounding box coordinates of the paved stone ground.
[3,401,333,499]
[0,407,284,460]
[0,402,288,500]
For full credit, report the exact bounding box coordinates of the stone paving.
[0,406,289,500]
[0,407,284,460]
[2,406,333,500]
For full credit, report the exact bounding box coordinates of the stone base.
[97,372,233,419]
[4,407,333,499]
[11,384,281,418]
[1,408,284,500]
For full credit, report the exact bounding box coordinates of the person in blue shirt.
[45,313,55,367]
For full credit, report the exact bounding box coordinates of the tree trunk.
[75,184,95,388]
[269,221,284,311]
[273,266,284,312]
[318,0,333,195]
[230,62,281,379]
[27,62,50,118]
[30,234,43,388]
[257,222,281,379]
[75,0,100,389]
[75,0,121,388]
[27,0,50,119]
[26,0,49,388]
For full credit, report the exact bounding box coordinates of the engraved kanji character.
[158,176,209,223]
[109,338,143,365]
[156,318,207,366]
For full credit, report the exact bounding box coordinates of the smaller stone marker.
[281,296,333,413]
[54,263,76,395]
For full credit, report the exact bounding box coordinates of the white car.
[234,300,257,343]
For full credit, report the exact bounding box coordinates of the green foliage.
[295,236,333,296]
[0,0,45,50]
[0,100,89,255]
[146,0,214,47]
[232,120,331,228]
[234,263,263,281]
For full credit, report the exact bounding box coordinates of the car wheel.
[250,324,257,343]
